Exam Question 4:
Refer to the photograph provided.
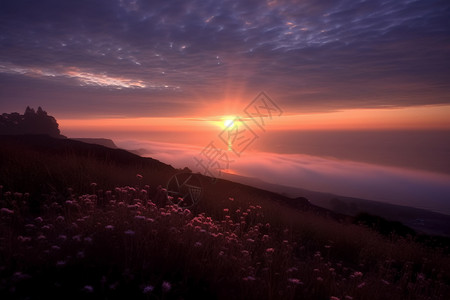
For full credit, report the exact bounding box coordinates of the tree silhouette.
[0,107,64,138]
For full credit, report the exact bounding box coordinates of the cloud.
[0,63,169,89]
[1,0,449,116]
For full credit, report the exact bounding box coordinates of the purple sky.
[1,0,450,118]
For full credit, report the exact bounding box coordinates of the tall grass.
[0,137,449,299]
[0,180,449,299]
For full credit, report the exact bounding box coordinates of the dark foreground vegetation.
[0,135,449,299]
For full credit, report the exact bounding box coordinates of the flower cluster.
[0,182,448,299]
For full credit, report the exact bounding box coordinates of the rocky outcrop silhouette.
[0,107,65,138]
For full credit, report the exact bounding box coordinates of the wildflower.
[194,242,202,247]
[105,225,114,230]
[51,245,61,251]
[316,277,323,282]
[345,296,353,300]
[124,230,135,236]
[330,297,340,300]
[136,174,143,180]
[56,215,65,222]
[266,248,275,254]
[229,197,234,201]
[82,285,94,293]
[357,282,366,288]
[18,236,31,243]
[41,224,52,230]
[353,271,363,277]
[58,234,67,241]
[13,272,31,281]
[243,276,256,281]
[162,281,171,292]
[77,251,85,259]
[381,279,390,285]
[223,208,229,213]
[34,217,43,223]
[219,251,225,256]
[56,260,66,267]
[417,273,426,281]
[288,278,303,285]
[0,207,14,214]
[84,237,93,243]
[143,285,154,294]
[37,234,46,240]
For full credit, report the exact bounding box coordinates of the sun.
[211,115,237,130]
[224,119,235,128]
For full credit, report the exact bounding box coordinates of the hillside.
[0,135,449,299]
[221,173,450,237]
[72,138,119,149]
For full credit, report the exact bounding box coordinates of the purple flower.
[162,281,171,292]
[82,285,94,293]
[143,285,154,294]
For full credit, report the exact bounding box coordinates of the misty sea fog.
[111,129,450,215]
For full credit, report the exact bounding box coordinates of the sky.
[1,0,450,213]
[1,0,450,122]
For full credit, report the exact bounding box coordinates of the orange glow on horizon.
[270,104,450,130]
[59,104,450,136]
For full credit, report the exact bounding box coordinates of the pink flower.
[353,271,363,277]
[242,276,256,281]
[124,230,135,236]
[288,278,303,285]
[56,260,66,267]
[266,248,275,254]
[162,281,171,292]
[0,207,14,214]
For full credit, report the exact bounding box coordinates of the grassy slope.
[0,135,449,299]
